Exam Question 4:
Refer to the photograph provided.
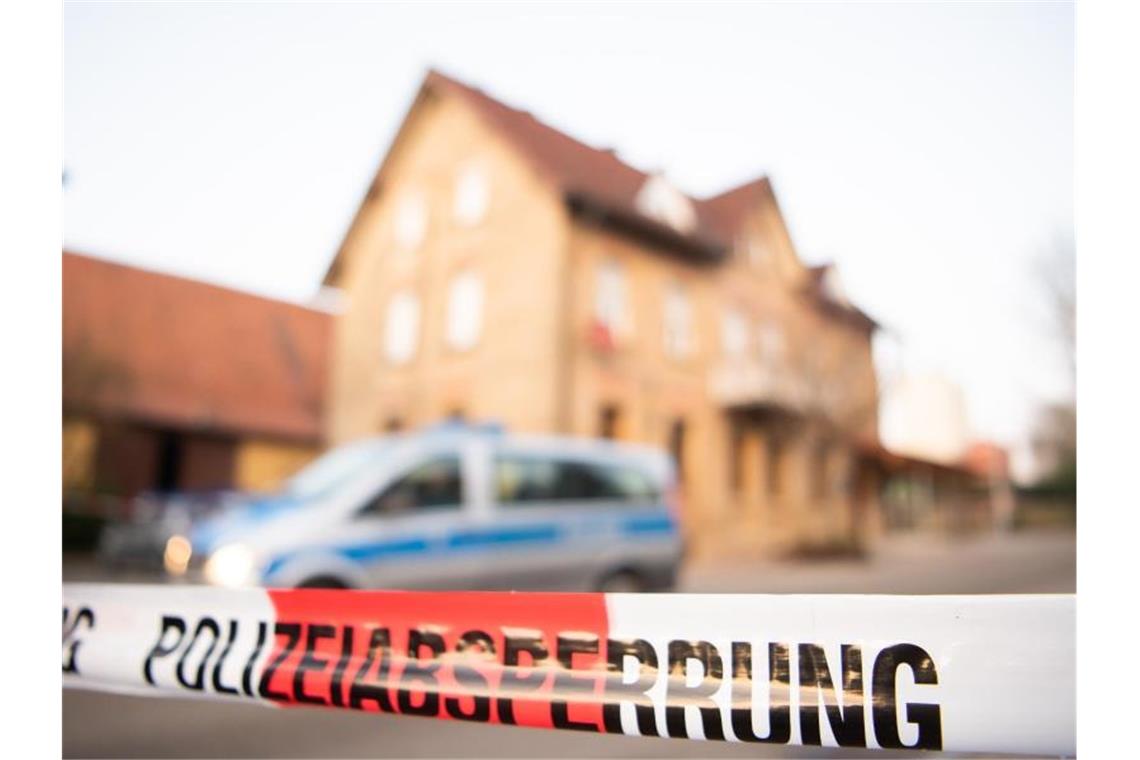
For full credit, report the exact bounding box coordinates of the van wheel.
[296,576,349,590]
[597,570,646,593]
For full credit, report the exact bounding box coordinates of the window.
[766,435,784,498]
[383,290,420,364]
[721,308,749,358]
[663,283,694,358]
[635,174,697,233]
[446,271,484,350]
[730,424,745,495]
[394,190,428,250]
[286,439,390,500]
[594,260,629,336]
[820,266,851,306]
[156,431,184,492]
[832,453,851,498]
[598,405,621,440]
[668,419,686,483]
[361,455,463,517]
[758,320,785,363]
[495,456,658,506]
[742,235,767,267]
[453,164,489,225]
[811,442,830,502]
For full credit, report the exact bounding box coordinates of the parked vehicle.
[181,422,683,591]
[96,489,244,572]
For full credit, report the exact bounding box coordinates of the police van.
[180,422,683,592]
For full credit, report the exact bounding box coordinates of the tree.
[1028,232,1076,492]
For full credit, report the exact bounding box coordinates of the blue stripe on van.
[261,508,675,581]
[448,525,563,549]
[340,537,431,562]
[262,537,429,578]
[622,514,676,535]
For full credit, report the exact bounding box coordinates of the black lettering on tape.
[397,628,444,716]
[730,642,791,744]
[258,622,301,702]
[602,638,660,736]
[349,627,395,712]
[551,633,601,732]
[496,629,549,725]
[294,624,336,705]
[242,621,267,697]
[210,619,241,696]
[444,629,495,722]
[177,617,222,691]
[143,615,186,686]
[62,606,95,675]
[330,625,355,708]
[872,643,942,751]
[665,640,725,740]
[798,643,866,747]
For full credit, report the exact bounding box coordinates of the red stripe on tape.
[263,589,609,730]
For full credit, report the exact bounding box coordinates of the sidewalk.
[680,528,1075,595]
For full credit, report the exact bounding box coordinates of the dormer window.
[635,173,697,234]
[820,266,852,307]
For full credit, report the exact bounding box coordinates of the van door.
[341,449,475,589]
[485,450,674,590]
[468,452,569,589]
[471,450,631,590]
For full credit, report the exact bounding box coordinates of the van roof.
[391,421,671,466]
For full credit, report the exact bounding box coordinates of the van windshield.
[284,439,389,500]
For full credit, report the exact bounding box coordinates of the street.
[63,529,1074,759]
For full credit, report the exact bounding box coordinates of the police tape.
[63,584,1074,756]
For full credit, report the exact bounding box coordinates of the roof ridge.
[425,68,653,184]
[423,70,775,242]
[699,175,771,204]
[63,250,327,316]
[63,251,330,442]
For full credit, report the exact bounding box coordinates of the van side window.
[360,455,463,517]
[592,465,659,501]
[496,456,659,506]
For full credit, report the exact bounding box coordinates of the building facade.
[63,252,330,514]
[323,71,883,556]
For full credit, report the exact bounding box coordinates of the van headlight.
[163,534,193,576]
[203,543,258,587]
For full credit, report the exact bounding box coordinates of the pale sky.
[63,1,1074,468]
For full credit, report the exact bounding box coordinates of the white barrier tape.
[63,584,1074,756]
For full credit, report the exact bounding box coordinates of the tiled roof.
[324,69,774,283]
[426,69,766,253]
[63,252,329,442]
[804,263,879,332]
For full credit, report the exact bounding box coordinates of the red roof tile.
[63,252,329,442]
[694,177,774,242]
[326,70,783,283]
[426,69,765,251]
[328,70,879,332]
